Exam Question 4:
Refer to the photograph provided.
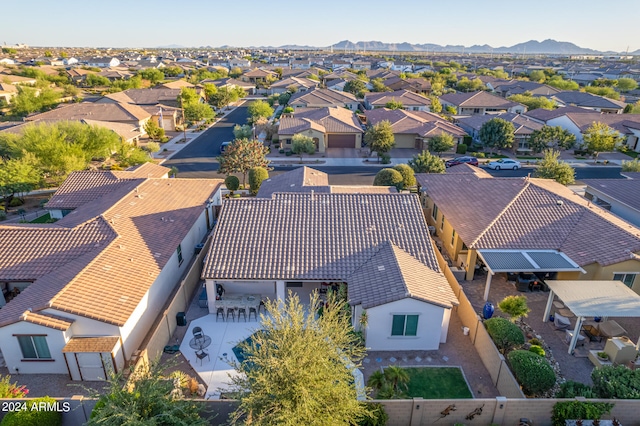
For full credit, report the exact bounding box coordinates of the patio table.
[598,320,627,338]
[189,335,212,351]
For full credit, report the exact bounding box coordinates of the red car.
[445,156,479,168]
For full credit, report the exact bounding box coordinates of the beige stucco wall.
[394,134,416,149]
[280,129,327,152]
[581,259,640,293]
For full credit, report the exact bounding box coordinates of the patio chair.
[192,326,204,341]
[226,307,236,321]
[215,307,225,322]
[195,350,210,365]
[565,330,586,346]
[248,306,258,321]
[237,306,247,322]
[554,313,571,330]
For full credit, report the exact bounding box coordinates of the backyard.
[405,367,473,399]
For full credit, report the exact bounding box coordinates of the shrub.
[484,317,524,352]
[225,175,240,192]
[592,365,640,399]
[0,375,28,398]
[285,150,293,156]
[143,142,160,153]
[373,168,404,191]
[392,164,416,189]
[476,152,486,158]
[0,396,62,426]
[528,344,545,357]
[278,149,285,154]
[0,211,6,221]
[555,381,596,398]
[456,144,468,154]
[508,350,556,396]
[357,402,389,426]
[528,338,542,346]
[498,295,530,322]
[248,166,269,195]
[9,198,23,207]
[380,153,391,164]
[551,401,614,426]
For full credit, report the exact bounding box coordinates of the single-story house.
[416,172,640,295]
[287,88,359,111]
[240,68,277,84]
[383,77,432,95]
[203,77,256,95]
[583,175,640,228]
[0,83,18,104]
[492,81,560,98]
[364,89,432,111]
[24,102,152,130]
[364,108,467,151]
[550,91,626,114]
[269,77,318,95]
[0,165,222,379]
[278,107,363,152]
[439,91,526,116]
[456,112,544,153]
[202,173,458,351]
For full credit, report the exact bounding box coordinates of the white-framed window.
[432,204,439,220]
[613,273,637,288]
[16,335,51,359]
[391,315,418,336]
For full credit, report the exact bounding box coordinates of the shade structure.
[477,249,583,274]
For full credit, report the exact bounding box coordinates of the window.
[432,204,439,220]
[17,335,51,359]
[613,273,637,288]
[440,214,445,231]
[451,229,456,247]
[391,315,418,336]
[177,244,183,266]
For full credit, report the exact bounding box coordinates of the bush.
[0,211,6,221]
[248,166,269,195]
[357,402,389,426]
[484,317,524,352]
[555,381,596,398]
[380,153,391,164]
[373,168,404,191]
[9,198,23,207]
[507,350,556,396]
[0,375,28,398]
[528,345,545,357]
[498,295,530,322]
[285,150,293,156]
[551,401,614,426]
[225,175,240,192]
[476,152,486,158]
[392,164,416,189]
[456,144,468,154]
[278,149,285,154]
[528,338,542,346]
[592,365,640,399]
[143,142,160,153]
[0,396,62,426]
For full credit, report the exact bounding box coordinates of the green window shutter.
[391,315,405,336]
[405,315,418,336]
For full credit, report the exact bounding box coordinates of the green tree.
[392,164,416,189]
[138,68,165,84]
[10,86,61,116]
[584,86,620,100]
[0,155,41,210]
[114,144,151,168]
[373,168,404,191]
[429,96,442,113]
[229,67,243,79]
[408,150,445,174]
[456,77,485,92]
[178,87,199,106]
[617,78,638,92]
[248,166,269,195]
[184,102,214,122]
[385,99,404,110]
[507,94,556,110]
[364,121,395,161]
[225,175,240,195]
[203,83,217,102]
[209,86,232,109]
[528,125,576,153]
[622,158,640,172]
[233,124,254,140]
[278,91,292,106]
[380,366,409,398]
[583,122,625,161]
[529,70,546,82]
[144,119,165,141]
[547,76,579,91]
[87,359,208,426]
[344,79,368,98]
[227,291,368,426]
[498,295,531,322]
[479,118,515,152]
[85,74,111,87]
[291,134,316,161]
[370,78,389,92]
[533,150,576,185]
[247,100,274,124]
[218,138,271,187]
[428,133,455,156]
[445,105,457,115]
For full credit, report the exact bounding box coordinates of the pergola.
[543,280,640,354]
[476,249,584,301]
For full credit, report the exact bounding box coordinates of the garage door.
[328,134,356,148]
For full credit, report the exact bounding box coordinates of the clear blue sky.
[2,0,637,52]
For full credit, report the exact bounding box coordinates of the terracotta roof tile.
[279,107,363,135]
[21,311,74,331]
[24,102,151,122]
[440,91,522,109]
[365,90,432,107]
[584,179,640,213]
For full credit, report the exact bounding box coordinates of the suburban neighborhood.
[3,6,640,424]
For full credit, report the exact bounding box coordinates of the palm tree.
[384,366,409,396]
[367,370,386,393]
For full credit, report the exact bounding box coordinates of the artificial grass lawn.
[405,367,473,399]
[30,213,52,223]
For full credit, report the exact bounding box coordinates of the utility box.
[176,312,187,327]
[604,337,637,365]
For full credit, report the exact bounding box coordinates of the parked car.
[445,156,479,168]
[220,141,232,153]
[487,158,521,170]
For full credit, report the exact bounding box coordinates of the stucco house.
[0,164,222,380]
[364,108,467,151]
[583,174,640,229]
[456,112,544,153]
[201,174,458,351]
[439,91,526,116]
[364,90,432,111]
[287,88,359,111]
[416,170,640,296]
[278,107,363,152]
[550,91,626,114]
[269,77,318,95]
[24,102,152,130]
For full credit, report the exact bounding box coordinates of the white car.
[487,158,521,170]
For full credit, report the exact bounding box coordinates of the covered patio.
[543,280,640,354]
[476,249,584,301]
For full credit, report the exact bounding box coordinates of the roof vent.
[556,200,564,206]
[378,265,385,271]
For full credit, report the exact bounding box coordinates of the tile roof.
[288,88,357,106]
[552,91,627,110]
[103,88,183,106]
[584,179,640,213]
[256,167,329,198]
[24,102,150,123]
[445,163,492,177]
[416,174,640,267]
[348,242,457,309]
[457,112,544,134]
[203,192,440,280]
[270,77,318,90]
[523,105,598,122]
[21,311,74,331]
[439,91,522,109]
[80,119,143,141]
[364,108,466,138]
[279,107,363,134]
[62,336,120,353]
[364,90,431,107]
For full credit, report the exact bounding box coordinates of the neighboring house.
[364,108,467,151]
[323,70,359,85]
[269,77,318,95]
[0,58,16,65]
[240,68,277,84]
[81,119,144,144]
[86,57,121,68]
[287,88,359,111]
[584,176,640,228]
[326,78,347,92]
[0,166,222,379]
[492,81,560,98]
[278,107,363,151]
[98,69,134,82]
[24,102,152,129]
[63,57,78,66]
[201,174,458,351]
[291,59,312,70]
[550,91,626,114]
[383,76,431,95]
[456,112,544,153]
[228,58,251,68]
[65,68,96,84]
[204,77,256,95]
[439,91,526,115]
[0,74,37,86]
[160,80,195,90]
[364,90,432,111]
[0,83,18,104]
[416,173,640,294]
